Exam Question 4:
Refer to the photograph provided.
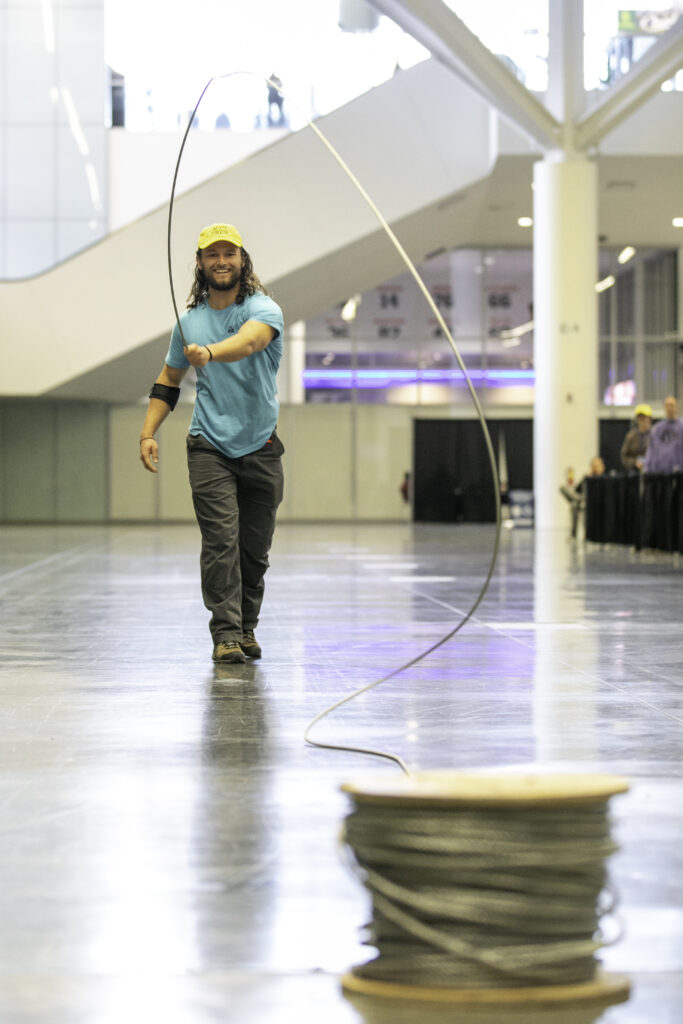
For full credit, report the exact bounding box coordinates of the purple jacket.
[643,418,683,473]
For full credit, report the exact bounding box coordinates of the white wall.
[108,402,533,523]
[0,1,107,279]
[110,405,195,520]
[112,403,410,522]
[107,128,287,232]
[0,394,534,523]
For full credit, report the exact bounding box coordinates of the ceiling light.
[61,87,90,156]
[673,217,683,228]
[595,275,616,293]
[85,163,102,210]
[517,217,533,227]
[341,295,361,322]
[499,320,534,340]
[617,246,636,264]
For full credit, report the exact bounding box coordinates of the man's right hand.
[140,437,159,473]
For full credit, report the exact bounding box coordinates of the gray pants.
[187,431,284,644]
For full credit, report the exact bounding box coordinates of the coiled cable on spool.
[167,74,501,773]
[340,772,630,1004]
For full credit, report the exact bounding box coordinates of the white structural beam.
[369,0,561,151]
[546,0,585,149]
[575,16,683,150]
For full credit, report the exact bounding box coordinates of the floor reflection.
[0,522,680,1023]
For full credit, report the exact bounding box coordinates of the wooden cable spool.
[340,771,631,1006]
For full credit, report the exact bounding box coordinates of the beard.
[203,266,241,292]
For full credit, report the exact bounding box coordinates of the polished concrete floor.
[0,521,681,1023]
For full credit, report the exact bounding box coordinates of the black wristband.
[205,346,213,361]
[149,383,180,410]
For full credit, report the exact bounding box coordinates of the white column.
[634,256,646,401]
[279,320,306,405]
[533,153,598,528]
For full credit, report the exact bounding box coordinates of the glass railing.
[585,3,682,90]
[443,0,549,92]
[105,0,682,132]
[444,0,681,93]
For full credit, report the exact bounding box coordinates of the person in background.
[560,457,605,538]
[621,403,652,471]
[586,456,606,480]
[643,396,683,473]
[267,73,284,126]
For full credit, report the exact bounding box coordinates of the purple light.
[302,368,535,389]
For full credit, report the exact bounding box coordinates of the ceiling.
[266,151,683,328]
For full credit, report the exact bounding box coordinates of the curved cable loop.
[167,72,502,776]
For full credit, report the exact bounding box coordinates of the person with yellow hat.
[620,403,652,471]
[138,224,285,664]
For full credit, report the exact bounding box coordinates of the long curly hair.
[186,247,269,309]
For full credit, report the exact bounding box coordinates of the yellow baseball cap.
[197,223,243,250]
[634,403,653,417]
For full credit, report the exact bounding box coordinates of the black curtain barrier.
[585,472,681,552]
[413,419,532,523]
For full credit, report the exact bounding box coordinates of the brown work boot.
[212,640,246,664]
[240,629,262,659]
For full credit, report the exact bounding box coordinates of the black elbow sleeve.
[149,383,181,410]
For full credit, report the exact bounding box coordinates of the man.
[267,73,284,125]
[643,395,683,473]
[139,223,285,664]
[620,403,652,471]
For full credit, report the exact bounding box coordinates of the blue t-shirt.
[166,292,284,458]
